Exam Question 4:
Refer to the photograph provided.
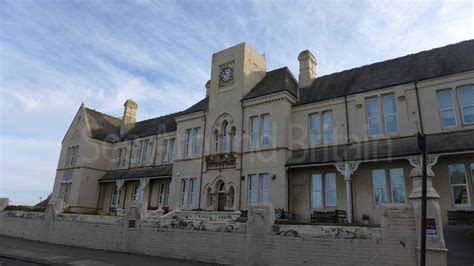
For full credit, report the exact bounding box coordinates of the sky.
[0,0,473,205]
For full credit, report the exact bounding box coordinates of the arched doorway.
[217,181,226,211]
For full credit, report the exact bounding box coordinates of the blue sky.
[0,0,473,205]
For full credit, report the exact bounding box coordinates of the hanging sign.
[425,217,437,235]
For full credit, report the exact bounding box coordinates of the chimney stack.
[297,50,317,88]
[120,99,137,137]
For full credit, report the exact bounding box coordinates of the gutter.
[239,100,245,210]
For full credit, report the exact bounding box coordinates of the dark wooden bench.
[447,210,474,225]
[311,210,347,224]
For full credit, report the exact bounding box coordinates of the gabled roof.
[297,39,474,105]
[243,67,298,100]
[84,108,121,141]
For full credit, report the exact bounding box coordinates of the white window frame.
[448,164,471,208]
[322,111,334,144]
[111,185,121,207]
[169,138,176,161]
[436,89,457,128]
[324,173,337,207]
[248,174,258,204]
[366,97,381,137]
[311,174,323,208]
[190,178,197,208]
[382,94,399,135]
[162,139,169,162]
[193,127,201,155]
[309,113,321,145]
[250,116,259,148]
[389,168,406,204]
[260,114,271,147]
[185,129,192,156]
[181,179,189,206]
[159,182,169,206]
[372,169,388,205]
[372,168,406,205]
[259,174,270,204]
[457,85,474,125]
[131,183,140,201]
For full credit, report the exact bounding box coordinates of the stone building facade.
[51,40,474,225]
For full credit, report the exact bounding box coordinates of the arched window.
[228,186,235,208]
[230,127,236,152]
[214,130,219,153]
[218,182,225,192]
[222,121,228,152]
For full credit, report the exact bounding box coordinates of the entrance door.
[217,193,226,211]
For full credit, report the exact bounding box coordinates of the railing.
[161,209,241,222]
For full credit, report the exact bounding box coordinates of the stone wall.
[0,205,417,265]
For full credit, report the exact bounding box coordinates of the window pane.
[323,111,333,143]
[461,106,474,124]
[162,140,169,162]
[309,113,320,145]
[368,118,381,136]
[311,174,322,208]
[389,168,406,203]
[441,110,456,128]
[194,128,201,155]
[385,115,399,134]
[452,186,469,205]
[249,175,257,203]
[449,164,467,184]
[325,173,336,207]
[367,98,379,118]
[437,90,454,109]
[382,95,396,115]
[372,169,387,205]
[261,115,270,146]
[458,86,474,108]
[250,117,259,148]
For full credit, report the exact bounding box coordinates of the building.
[51,40,474,225]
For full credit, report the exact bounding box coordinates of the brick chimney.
[120,99,137,137]
[297,50,317,88]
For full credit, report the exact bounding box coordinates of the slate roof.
[84,108,121,142]
[98,165,173,182]
[243,67,298,100]
[286,129,474,166]
[296,39,474,105]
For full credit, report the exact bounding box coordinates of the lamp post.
[417,133,427,266]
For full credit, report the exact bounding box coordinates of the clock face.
[220,67,233,83]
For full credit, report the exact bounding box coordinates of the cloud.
[0,0,473,204]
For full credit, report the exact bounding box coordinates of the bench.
[311,210,347,224]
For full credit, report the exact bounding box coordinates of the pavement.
[0,235,212,266]
[444,225,474,266]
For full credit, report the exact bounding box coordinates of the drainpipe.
[197,110,208,209]
[239,100,245,210]
[344,95,350,144]
[414,80,425,134]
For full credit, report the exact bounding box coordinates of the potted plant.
[362,214,370,224]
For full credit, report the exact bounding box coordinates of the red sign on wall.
[207,159,236,171]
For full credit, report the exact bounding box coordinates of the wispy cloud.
[0,0,473,204]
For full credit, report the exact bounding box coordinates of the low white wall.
[0,206,417,265]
